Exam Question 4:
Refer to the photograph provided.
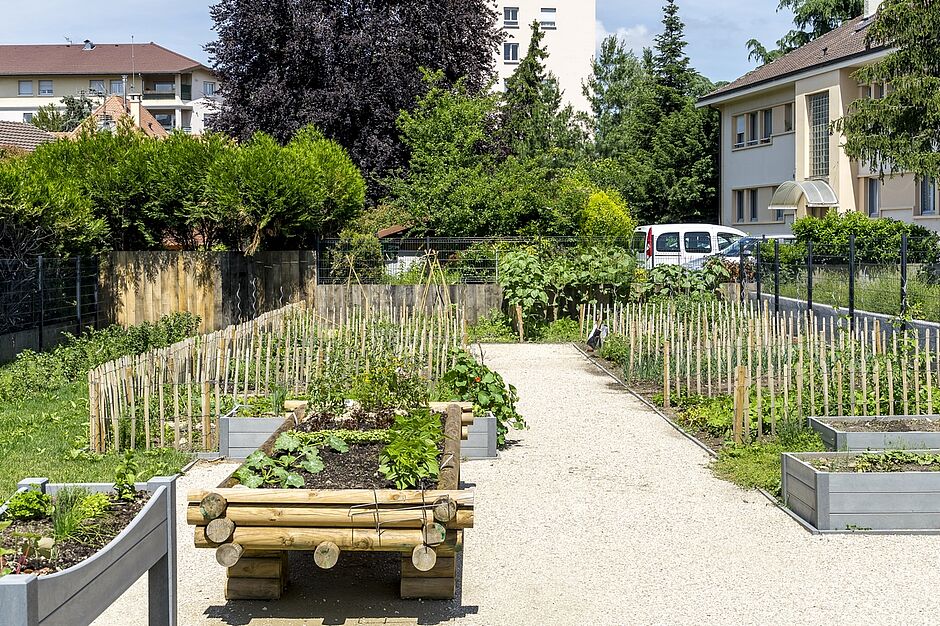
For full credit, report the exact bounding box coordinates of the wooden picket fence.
[88,302,466,453]
[583,300,940,443]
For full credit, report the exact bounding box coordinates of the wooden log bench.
[187,403,472,601]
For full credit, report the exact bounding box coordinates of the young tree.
[501,21,581,161]
[207,0,501,187]
[748,0,863,65]
[30,104,66,132]
[583,36,647,158]
[838,0,940,179]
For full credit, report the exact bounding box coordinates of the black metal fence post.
[739,252,745,305]
[76,256,83,336]
[755,239,762,311]
[806,240,814,315]
[37,255,45,350]
[848,234,856,330]
[900,233,908,325]
[774,239,781,314]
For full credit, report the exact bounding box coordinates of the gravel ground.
[94,343,940,625]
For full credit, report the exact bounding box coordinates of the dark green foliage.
[583,38,645,159]
[748,0,863,65]
[346,360,430,413]
[379,409,443,489]
[3,488,51,521]
[632,262,730,301]
[328,230,384,282]
[0,312,200,404]
[467,310,517,344]
[540,318,582,343]
[792,210,940,264]
[442,351,525,447]
[51,487,110,541]
[838,0,940,180]
[207,0,501,187]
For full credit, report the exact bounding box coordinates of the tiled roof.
[700,15,887,104]
[0,42,206,75]
[72,95,169,138]
[0,121,55,151]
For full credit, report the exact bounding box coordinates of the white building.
[0,41,220,133]
[698,0,939,235]
[494,1,596,113]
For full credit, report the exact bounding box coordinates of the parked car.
[633,224,746,269]
[682,234,796,270]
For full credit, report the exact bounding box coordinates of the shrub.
[540,318,581,343]
[580,189,637,246]
[467,310,516,343]
[328,230,384,281]
[793,210,940,265]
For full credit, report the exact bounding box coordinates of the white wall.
[494,0,596,113]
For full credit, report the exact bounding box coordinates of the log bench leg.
[400,555,456,600]
[224,550,288,600]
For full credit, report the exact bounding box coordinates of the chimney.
[128,93,142,127]
[82,39,95,51]
[864,0,883,17]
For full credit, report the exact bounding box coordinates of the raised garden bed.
[809,415,940,452]
[187,403,474,601]
[0,476,176,625]
[782,450,940,531]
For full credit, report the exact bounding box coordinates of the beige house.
[0,41,220,134]
[698,0,939,235]
[494,1,596,113]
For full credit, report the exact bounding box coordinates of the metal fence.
[749,235,940,325]
[0,256,100,347]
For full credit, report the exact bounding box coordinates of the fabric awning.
[769,180,839,211]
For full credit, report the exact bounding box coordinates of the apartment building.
[494,1,596,113]
[0,41,220,133]
[698,0,939,235]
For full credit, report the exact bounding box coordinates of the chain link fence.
[0,256,100,349]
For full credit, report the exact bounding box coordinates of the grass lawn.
[0,380,191,501]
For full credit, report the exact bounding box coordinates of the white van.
[632,224,746,269]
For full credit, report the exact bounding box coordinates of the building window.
[735,189,745,222]
[809,91,830,179]
[154,113,174,130]
[23,112,33,123]
[18,80,32,96]
[203,81,216,96]
[38,80,53,96]
[89,80,105,95]
[867,177,881,217]
[783,103,794,132]
[772,186,784,222]
[504,6,519,27]
[153,82,175,93]
[734,116,745,147]
[504,42,520,63]
[762,108,773,143]
[110,79,124,95]
[749,189,760,222]
[919,177,937,216]
[747,112,759,146]
[540,7,557,29]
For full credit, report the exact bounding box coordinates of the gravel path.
[95,343,940,625]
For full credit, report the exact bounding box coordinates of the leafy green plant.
[540,318,581,343]
[346,358,429,412]
[467,310,517,343]
[442,350,525,447]
[50,487,109,541]
[379,409,443,489]
[3,488,51,521]
[234,430,350,488]
[113,451,139,501]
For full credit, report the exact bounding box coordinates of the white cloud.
[595,20,656,54]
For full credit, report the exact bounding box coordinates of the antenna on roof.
[64,36,73,47]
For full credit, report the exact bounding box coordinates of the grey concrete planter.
[0,475,177,626]
[782,451,940,531]
[219,416,292,460]
[463,414,497,459]
[809,415,940,452]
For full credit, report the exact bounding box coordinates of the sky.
[0,0,796,84]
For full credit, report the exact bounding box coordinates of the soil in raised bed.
[810,454,940,473]
[294,407,396,433]
[1,492,148,575]
[825,419,940,433]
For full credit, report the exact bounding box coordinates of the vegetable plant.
[379,409,443,489]
[113,451,139,501]
[3,488,51,521]
[442,350,525,447]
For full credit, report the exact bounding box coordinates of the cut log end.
[433,496,457,523]
[313,541,340,569]
[216,542,245,567]
[422,522,446,547]
[411,545,437,572]
[200,492,227,522]
[205,517,236,544]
